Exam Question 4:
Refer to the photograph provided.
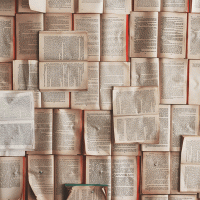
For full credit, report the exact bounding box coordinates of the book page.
[44,13,72,31]
[131,58,159,87]
[142,105,170,151]
[171,105,199,151]
[16,14,44,60]
[112,156,137,200]
[100,62,130,110]
[84,111,111,155]
[134,0,160,11]
[0,0,15,16]
[39,31,88,61]
[114,115,159,144]
[46,0,74,13]
[71,62,100,110]
[113,86,159,116]
[29,0,46,12]
[0,16,14,62]
[158,12,187,58]
[39,62,88,91]
[142,152,170,194]
[130,12,158,58]
[169,195,197,200]
[159,58,188,104]
[191,0,200,12]
[188,14,200,59]
[100,14,127,61]
[28,155,54,200]
[13,60,39,91]
[33,91,41,108]
[53,109,82,155]
[104,0,132,14]
[0,157,24,200]
[141,195,168,200]
[41,91,70,108]
[86,156,111,200]
[0,150,25,156]
[161,0,188,12]
[27,109,53,155]
[0,63,12,90]
[189,60,200,104]
[54,155,83,200]
[18,0,34,13]
[78,0,103,13]
[74,14,100,61]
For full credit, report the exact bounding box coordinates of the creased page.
[159,58,188,104]
[0,0,15,16]
[189,60,200,104]
[131,58,159,87]
[171,105,199,151]
[74,14,100,61]
[130,12,158,58]
[53,109,82,155]
[104,0,132,14]
[18,0,34,13]
[0,16,14,62]
[0,63,12,90]
[39,31,88,62]
[27,109,53,155]
[28,155,54,200]
[134,0,160,11]
[16,14,44,60]
[46,0,74,13]
[142,152,170,194]
[41,91,69,108]
[142,105,170,151]
[113,86,159,116]
[101,14,128,62]
[84,111,111,155]
[0,157,24,200]
[71,62,100,110]
[161,0,188,12]
[86,156,111,200]
[100,62,130,110]
[169,195,197,200]
[112,156,137,200]
[29,0,46,12]
[44,13,72,31]
[158,12,187,59]
[39,62,88,91]
[191,0,200,12]
[78,0,103,13]
[188,14,200,59]
[141,195,168,200]
[55,155,83,200]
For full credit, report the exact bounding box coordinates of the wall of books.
[0,0,200,199]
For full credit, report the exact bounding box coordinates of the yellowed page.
[0,150,25,156]
[0,0,15,16]
[0,63,12,90]
[28,155,54,200]
[16,14,44,60]
[29,0,46,12]
[134,0,160,11]
[44,13,72,31]
[159,58,188,104]
[191,0,200,12]
[84,111,111,155]
[100,62,130,110]
[112,156,137,200]
[169,195,197,200]
[86,156,111,200]
[0,16,14,62]
[78,0,103,13]
[142,105,170,151]
[142,152,170,194]
[71,62,100,110]
[27,109,53,155]
[161,0,188,12]
[171,105,199,151]
[54,155,83,200]
[46,0,74,13]
[39,61,88,91]
[33,91,41,108]
[53,109,82,155]
[131,58,159,87]
[0,157,23,200]
[41,91,70,108]
[100,14,127,61]
[74,14,100,61]
[130,12,158,58]
[158,12,187,59]
[18,0,34,13]
[141,195,168,200]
